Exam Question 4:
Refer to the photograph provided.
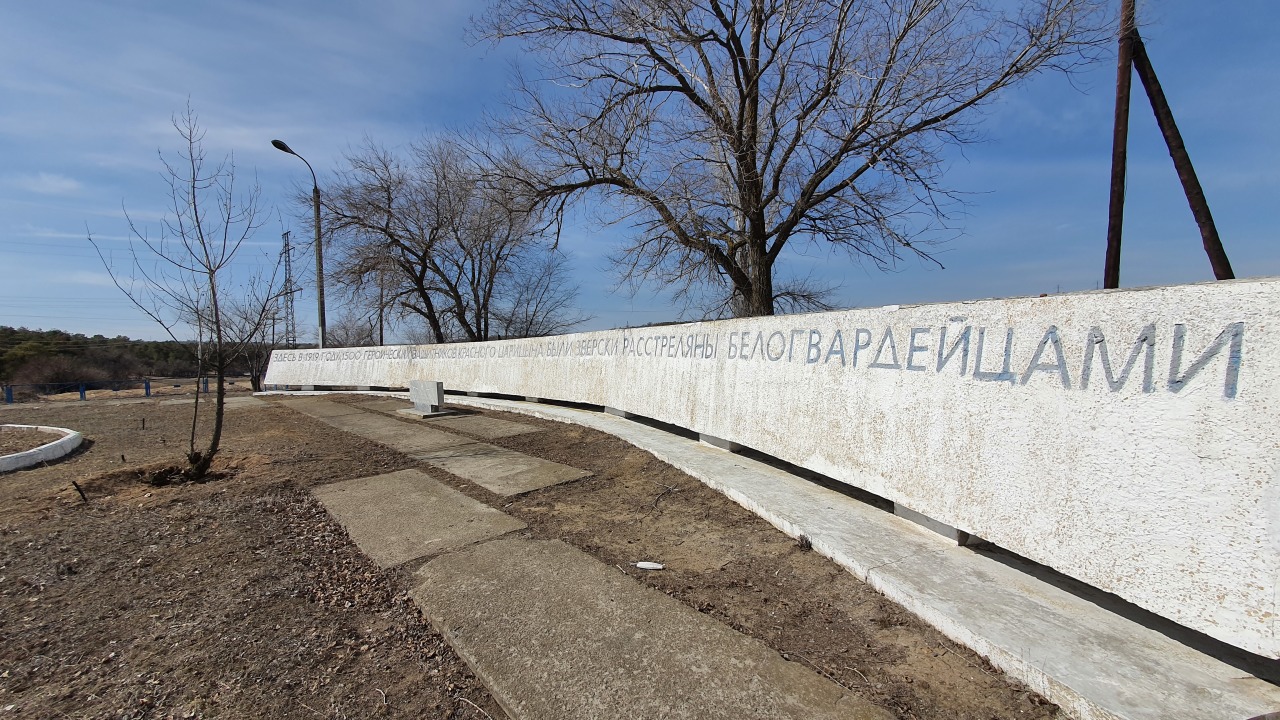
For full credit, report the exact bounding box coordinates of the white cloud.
[62,270,122,288]
[12,172,83,195]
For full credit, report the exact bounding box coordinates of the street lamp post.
[271,139,326,349]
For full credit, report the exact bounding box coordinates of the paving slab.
[296,408,459,448]
[357,399,414,413]
[324,414,476,454]
[278,397,366,418]
[422,414,541,439]
[450,396,1280,720]
[412,538,890,720]
[224,395,267,409]
[158,395,265,408]
[413,443,590,496]
[159,397,197,406]
[311,469,525,568]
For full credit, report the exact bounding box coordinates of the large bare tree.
[91,107,284,479]
[478,0,1109,316]
[325,136,586,342]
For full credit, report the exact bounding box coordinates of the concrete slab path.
[357,399,541,438]
[412,443,591,496]
[312,469,525,568]
[412,537,891,720]
[450,396,1280,720]
[282,397,590,496]
[278,397,366,418]
[356,398,417,414]
[283,398,474,453]
[331,416,471,454]
[158,395,264,408]
[422,414,540,439]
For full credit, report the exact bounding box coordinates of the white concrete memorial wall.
[264,278,1280,658]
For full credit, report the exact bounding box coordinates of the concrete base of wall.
[699,433,742,452]
[893,504,983,546]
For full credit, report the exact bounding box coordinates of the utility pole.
[1103,0,1136,290]
[1103,0,1233,287]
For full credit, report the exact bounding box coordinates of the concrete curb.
[0,424,83,473]
[447,395,1280,720]
[256,390,408,399]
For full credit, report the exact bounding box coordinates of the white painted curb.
[0,424,84,473]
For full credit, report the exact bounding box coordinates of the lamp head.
[271,139,296,155]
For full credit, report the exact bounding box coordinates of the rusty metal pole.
[1130,37,1235,280]
[1103,0,1137,289]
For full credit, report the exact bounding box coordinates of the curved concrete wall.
[0,425,84,473]
[264,278,1280,658]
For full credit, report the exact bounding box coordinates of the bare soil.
[0,393,1063,719]
[0,429,62,456]
[0,397,500,720]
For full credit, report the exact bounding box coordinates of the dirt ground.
[0,392,1062,719]
[0,429,62,456]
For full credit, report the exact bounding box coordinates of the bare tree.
[224,285,285,392]
[493,249,590,337]
[325,136,585,342]
[478,0,1109,316]
[91,106,284,480]
[326,310,379,348]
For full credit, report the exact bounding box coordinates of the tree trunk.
[743,239,774,317]
[188,367,225,480]
[1103,0,1136,289]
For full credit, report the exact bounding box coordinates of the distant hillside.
[0,326,199,387]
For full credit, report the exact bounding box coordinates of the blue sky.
[1,1,1277,342]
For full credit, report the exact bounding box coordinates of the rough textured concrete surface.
[311,469,525,568]
[413,443,590,496]
[412,538,891,720]
[451,396,1280,720]
[263,278,1280,658]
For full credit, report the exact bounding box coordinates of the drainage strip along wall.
[264,277,1280,659]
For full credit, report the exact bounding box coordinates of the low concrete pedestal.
[398,379,456,419]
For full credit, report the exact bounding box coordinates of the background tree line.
[0,326,200,387]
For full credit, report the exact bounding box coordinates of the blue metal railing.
[0,377,228,404]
